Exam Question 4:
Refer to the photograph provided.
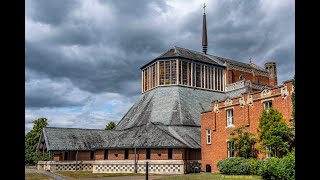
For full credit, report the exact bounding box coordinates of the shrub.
[217,157,260,175]
[258,151,295,180]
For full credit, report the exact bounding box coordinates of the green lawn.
[25,165,37,169]
[25,173,53,180]
[157,173,262,180]
[54,171,145,179]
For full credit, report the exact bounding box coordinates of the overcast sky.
[25,0,295,133]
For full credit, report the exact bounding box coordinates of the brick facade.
[201,80,293,172]
[52,148,193,161]
[226,64,277,86]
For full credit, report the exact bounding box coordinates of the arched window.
[239,75,244,80]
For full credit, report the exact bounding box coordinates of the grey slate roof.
[114,86,227,130]
[39,86,247,151]
[40,127,120,151]
[141,46,225,69]
[141,46,268,74]
[39,123,201,151]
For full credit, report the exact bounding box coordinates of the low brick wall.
[37,161,94,171]
[38,160,186,174]
[93,160,185,174]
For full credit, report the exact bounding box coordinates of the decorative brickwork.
[201,80,293,172]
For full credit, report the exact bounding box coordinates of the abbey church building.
[36,5,293,174]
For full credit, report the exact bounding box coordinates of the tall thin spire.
[202,3,208,54]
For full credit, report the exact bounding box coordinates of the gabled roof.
[141,46,268,74]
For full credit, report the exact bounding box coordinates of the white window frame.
[226,109,234,127]
[206,129,211,144]
[263,101,272,112]
[227,141,234,158]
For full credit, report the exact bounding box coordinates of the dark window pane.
[90,151,94,160]
[146,149,151,160]
[168,148,173,160]
[104,149,108,160]
[125,149,129,160]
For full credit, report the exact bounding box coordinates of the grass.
[25,165,37,169]
[25,173,53,180]
[157,173,263,180]
[54,171,145,179]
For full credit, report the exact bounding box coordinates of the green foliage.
[229,125,258,158]
[291,76,295,127]
[217,152,295,179]
[288,77,295,149]
[259,151,295,180]
[105,121,116,130]
[217,157,261,175]
[258,108,294,158]
[25,118,51,165]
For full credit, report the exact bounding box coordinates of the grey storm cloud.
[25,0,294,132]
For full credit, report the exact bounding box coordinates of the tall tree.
[229,125,258,158]
[105,121,116,130]
[25,118,51,165]
[258,109,294,158]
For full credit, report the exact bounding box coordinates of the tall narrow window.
[171,60,176,84]
[188,63,191,86]
[217,69,220,91]
[227,141,234,158]
[168,148,173,160]
[206,129,211,144]
[104,149,108,160]
[144,70,147,91]
[263,101,272,112]
[159,61,164,85]
[206,66,210,89]
[165,61,170,84]
[196,64,201,87]
[226,109,234,127]
[146,149,151,160]
[182,61,188,85]
[124,149,129,160]
[214,68,217,90]
[90,151,94,160]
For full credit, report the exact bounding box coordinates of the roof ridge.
[152,124,191,148]
[45,127,106,131]
[155,46,178,59]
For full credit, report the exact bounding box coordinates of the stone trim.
[38,160,187,174]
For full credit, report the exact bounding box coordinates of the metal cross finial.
[203,3,206,14]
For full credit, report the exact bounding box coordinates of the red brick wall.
[227,69,254,84]
[53,154,60,161]
[78,151,91,160]
[150,149,169,160]
[54,148,189,161]
[108,149,125,160]
[255,75,270,85]
[173,148,185,160]
[269,77,278,86]
[201,81,293,172]
[128,149,146,160]
[226,68,274,87]
[94,150,105,160]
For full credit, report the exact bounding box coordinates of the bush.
[217,157,260,175]
[258,151,295,180]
